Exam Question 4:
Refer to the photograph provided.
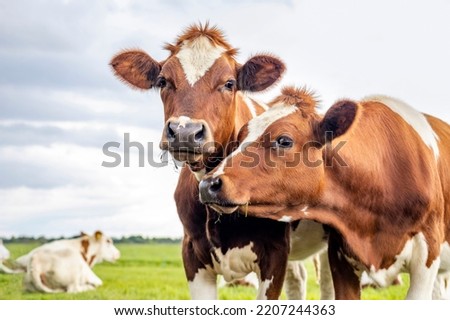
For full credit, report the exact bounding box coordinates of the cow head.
[199,87,358,218]
[81,231,120,265]
[110,23,285,173]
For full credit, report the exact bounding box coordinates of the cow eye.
[224,79,236,91]
[275,136,293,148]
[156,76,167,88]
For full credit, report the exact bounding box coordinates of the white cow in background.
[0,239,17,274]
[0,239,10,260]
[20,231,120,293]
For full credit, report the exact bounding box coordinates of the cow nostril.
[209,177,222,193]
[194,125,205,142]
[167,122,176,140]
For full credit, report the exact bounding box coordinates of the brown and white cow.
[110,23,332,299]
[21,231,120,293]
[200,86,450,299]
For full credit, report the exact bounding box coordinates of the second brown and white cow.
[200,86,450,299]
[19,231,120,293]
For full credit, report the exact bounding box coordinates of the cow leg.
[67,283,96,293]
[188,268,217,299]
[284,261,307,299]
[432,272,450,299]
[84,268,103,288]
[257,266,287,300]
[318,250,335,300]
[182,237,217,299]
[256,224,290,300]
[406,233,441,299]
[328,231,360,300]
[407,254,440,299]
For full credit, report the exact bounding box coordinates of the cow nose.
[166,121,205,143]
[199,176,223,203]
[209,176,222,192]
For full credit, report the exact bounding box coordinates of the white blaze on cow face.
[366,95,440,159]
[213,104,298,179]
[177,116,192,129]
[176,36,227,86]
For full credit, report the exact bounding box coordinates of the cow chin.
[209,204,239,214]
[239,203,287,214]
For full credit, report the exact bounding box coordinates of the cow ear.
[110,50,161,90]
[237,54,285,92]
[315,100,358,145]
[94,231,103,240]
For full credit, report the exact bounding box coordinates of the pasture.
[0,242,409,299]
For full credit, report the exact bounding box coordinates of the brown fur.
[164,22,236,56]
[269,86,319,118]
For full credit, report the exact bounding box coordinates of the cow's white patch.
[212,164,225,179]
[176,36,226,86]
[259,102,269,111]
[366,95,440,159]
[212,242,258,283]
[365,232,439,299]
[177,116,192,129]
[257,276,274,300]
[218,272,259,289]
[213,104,298,178]
[242,95,257,118]
[366,234,414,287]
[278,215,293,223]
[188,268,218,299]
[244,104,298,145]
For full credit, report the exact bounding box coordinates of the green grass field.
[0,243,409,299]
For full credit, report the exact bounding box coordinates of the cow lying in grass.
[0,239,18,274]
[200,86,450,299]
[19,231,120,293]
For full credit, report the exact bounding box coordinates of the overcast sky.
[1,0,449,238]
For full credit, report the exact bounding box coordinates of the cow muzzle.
[160,117,216,164]
[199,176,239,214]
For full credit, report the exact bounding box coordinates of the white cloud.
[0,134,182,237]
